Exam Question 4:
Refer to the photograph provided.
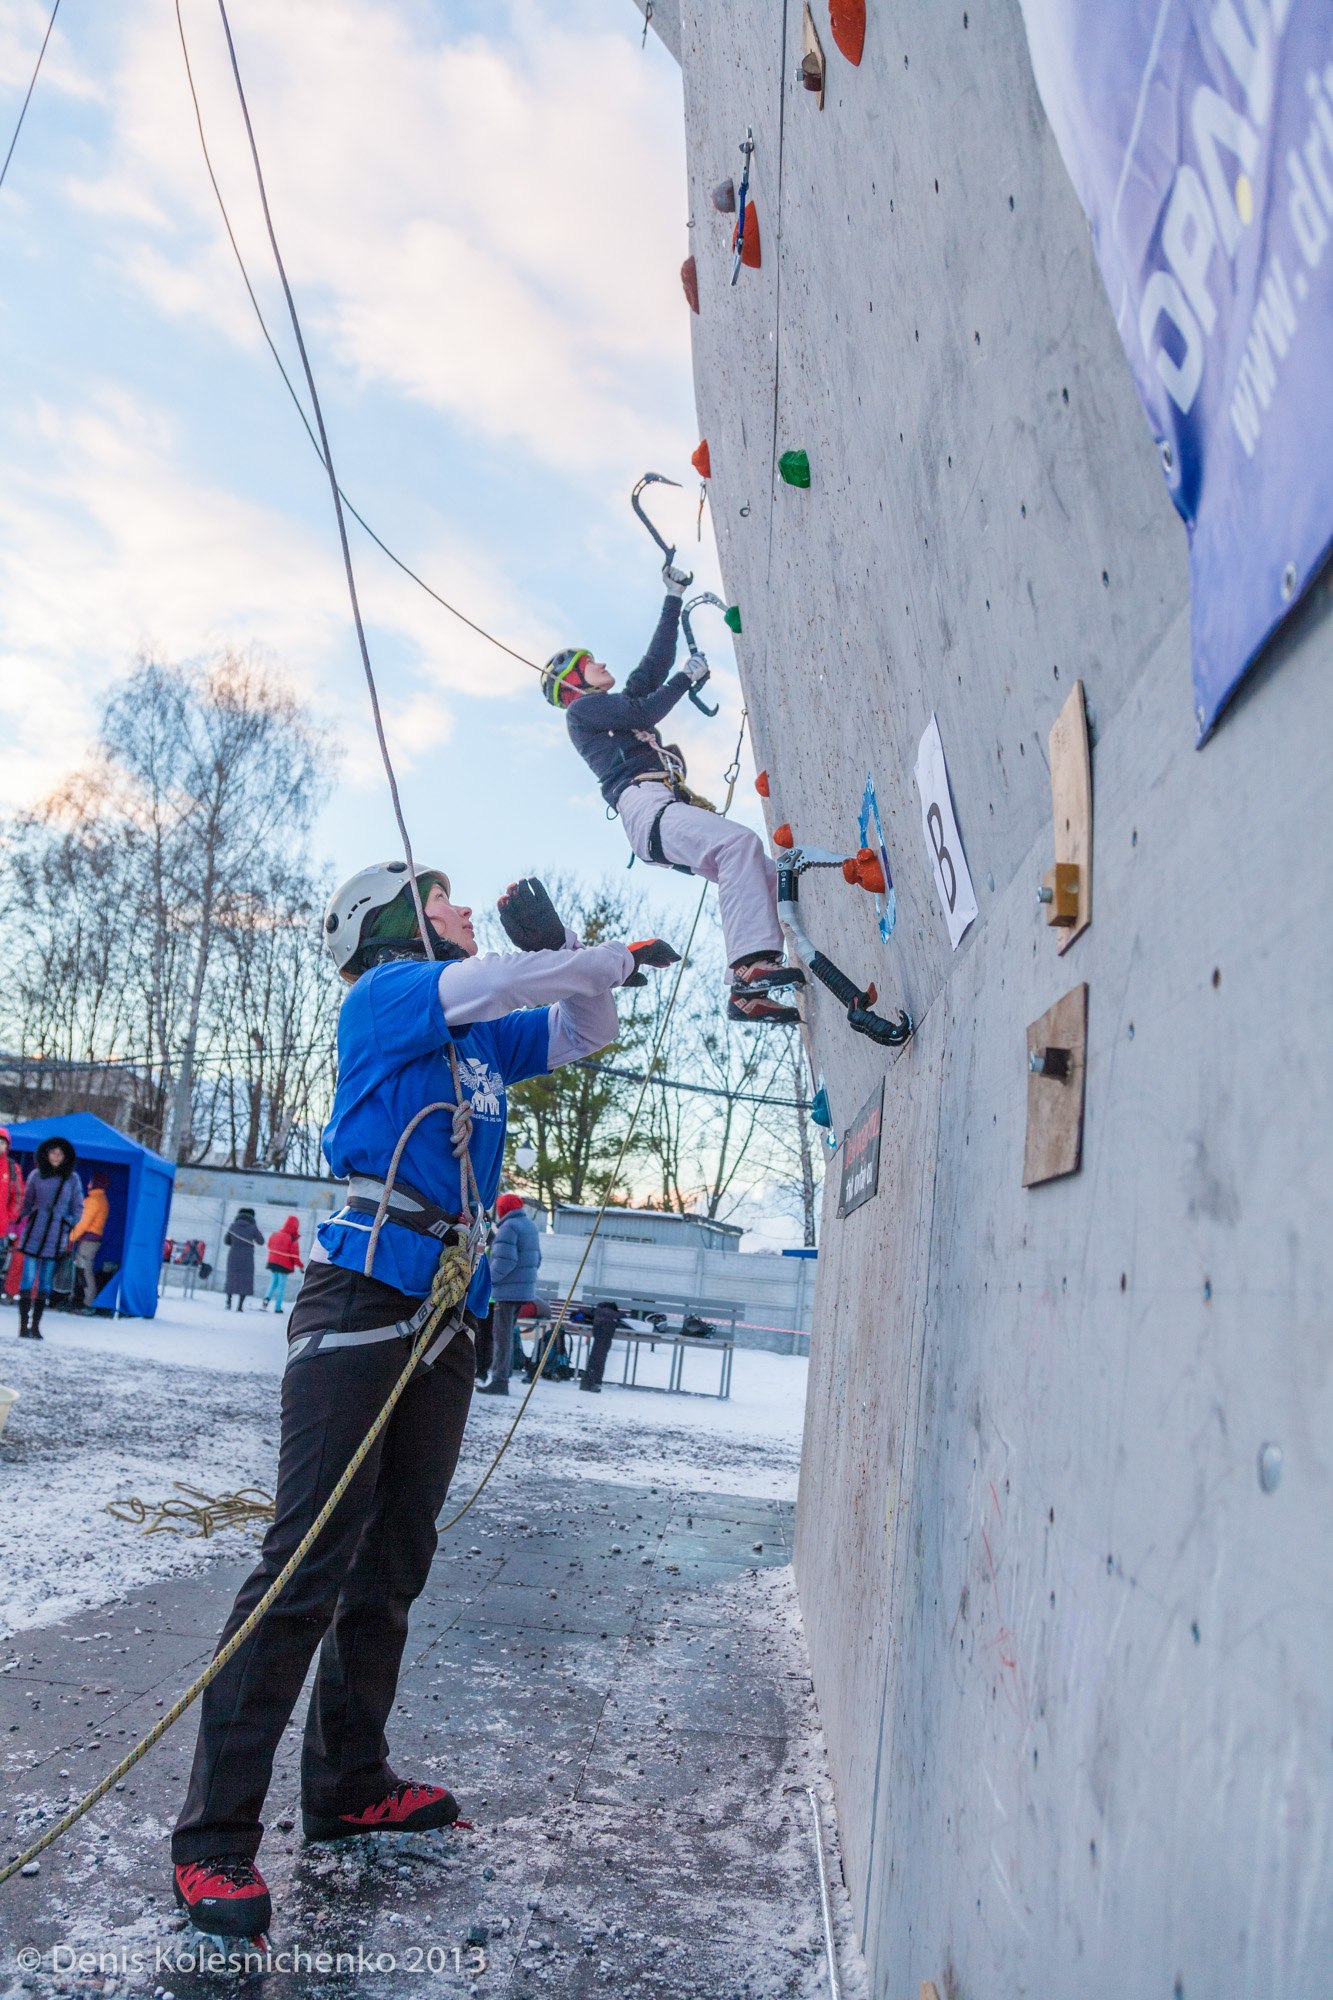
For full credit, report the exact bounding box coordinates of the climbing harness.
[776,847,913,1047]
[731,130,755,286]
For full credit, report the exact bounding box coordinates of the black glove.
[622,937,682,986]
[498,877,566,953]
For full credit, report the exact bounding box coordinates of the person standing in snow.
[223,1207,265,1311]
[0,1126,24,1300]
[543,564,803,1026]
[14,1135,83,1339]
[478,1192,540,1395]
[69,1172,110,1311]
[262,1215,303,1313]
[170,862,676,1942]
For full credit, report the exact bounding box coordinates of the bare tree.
[101,651,331,1160]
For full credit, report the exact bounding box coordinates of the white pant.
[616,781,781,968]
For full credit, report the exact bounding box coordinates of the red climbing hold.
[842,847,886,894]
[773,823,794,850]
[755,770,770,798]
[828,0,865,65]
[692,440,712,480]
[681,256,700,313]
[731,206,761,270]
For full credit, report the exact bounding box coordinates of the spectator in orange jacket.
[0,1127,24,1300]
[262,1215,303,1314]
[70,1173,111,1311]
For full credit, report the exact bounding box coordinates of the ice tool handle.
[731,130,755,287]
[776,854,913,1048]
[680,592,727,718]
[631,472,682,565]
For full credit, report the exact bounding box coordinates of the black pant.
[172,1266,474,1862]
[583,1301,618,1388]
[491,1300,521,1378]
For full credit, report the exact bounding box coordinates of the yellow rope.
[106,1484,275,1539]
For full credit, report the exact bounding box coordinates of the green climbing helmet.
[542,647,591,708]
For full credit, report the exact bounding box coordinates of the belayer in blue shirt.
[171,860,677,1941]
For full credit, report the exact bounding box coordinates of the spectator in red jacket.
[262,1215,303,1314]
[0,1127,24,1300]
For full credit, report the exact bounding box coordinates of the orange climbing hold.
[842,847,886,893]
[773,822,794,849]
[692,440,712,480]
[754,770,770,798]
[828,0,865,65]
[681,255,700,313]
[731,206,762,269]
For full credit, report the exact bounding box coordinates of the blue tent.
[5,1112,174,1319]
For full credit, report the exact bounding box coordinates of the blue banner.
[1020,1,1333,739]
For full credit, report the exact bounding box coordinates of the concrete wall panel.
[666,0,1333,1992]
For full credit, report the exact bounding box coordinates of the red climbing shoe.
[303,1780,461,1843]
[728,994,802,1026]
[730,956,806,999]
[173,1857,272,1939]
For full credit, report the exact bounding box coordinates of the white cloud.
[83,0,692,474]
[0,383,553,807]
[0,0,100,105]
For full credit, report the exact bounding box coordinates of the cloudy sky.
[0,0,756,934]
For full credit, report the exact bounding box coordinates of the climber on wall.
[543,562,803,1026]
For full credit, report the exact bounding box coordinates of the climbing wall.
[661,3,1333,1995]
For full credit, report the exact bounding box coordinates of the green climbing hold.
[724,605,743,634]
[778,449,811,488]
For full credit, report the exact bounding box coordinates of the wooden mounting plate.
[801,2,826,107]
[1023,983,1088,1187]
[1049,678,1092,953]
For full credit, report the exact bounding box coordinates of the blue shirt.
[319,959,550,1313]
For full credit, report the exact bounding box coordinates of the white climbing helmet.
[322,861,450,975]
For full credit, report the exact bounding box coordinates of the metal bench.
[529,1293,736,1400]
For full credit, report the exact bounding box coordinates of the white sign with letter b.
[914,714,978,950]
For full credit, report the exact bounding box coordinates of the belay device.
[630,474,716,717]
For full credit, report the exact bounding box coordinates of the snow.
[0,1293,807,1645]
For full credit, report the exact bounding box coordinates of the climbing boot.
[173,1857,272,1940]
[727,994,802,1027]
[729,955,806,998]
[303,1779,460,1844]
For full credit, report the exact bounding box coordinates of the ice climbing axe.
[731,129,755,287]
[680,592,731,718]
[776,851,913,1047]
[631,471,683,565]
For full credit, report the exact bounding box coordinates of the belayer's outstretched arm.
[437,935,630,1067]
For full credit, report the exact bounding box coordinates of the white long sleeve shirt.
[437,930,632,1067]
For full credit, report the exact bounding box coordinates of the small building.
[552,1203,742,1254]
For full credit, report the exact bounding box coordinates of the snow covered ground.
[0,1293,808,1645]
